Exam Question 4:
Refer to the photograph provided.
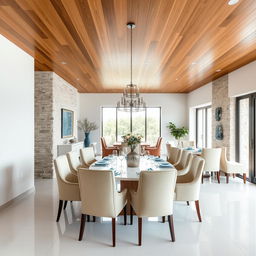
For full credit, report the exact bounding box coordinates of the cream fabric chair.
[130,170,177,245]
[181,140,195,148]
[167,147,182,165]
[77,169,127,247]
[175,150,193,176]
[54,155,81,222]
[80,147,96,167]
[220,147,247,184]
[175,156,205,222]
[66,151,83,175]
[201,148,221,183]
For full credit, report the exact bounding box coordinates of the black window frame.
[101,107,161,143]
[195,105,212,148]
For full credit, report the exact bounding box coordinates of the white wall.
[79,93,188,153]
[0,35,34,206]
[229,60,256,97]
[187,82,212,141]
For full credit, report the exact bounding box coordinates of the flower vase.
[127,150,140,167]
[84,132,90,147]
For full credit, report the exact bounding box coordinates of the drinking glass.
[119,151,125,168]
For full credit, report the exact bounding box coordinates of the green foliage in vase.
[167,122,189,140]
[78,118,98,133]
[122,134,142,152]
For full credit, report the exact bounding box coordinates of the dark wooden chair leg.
[201,174,204,184]
[195,200,202,222]
[243,173,247,184]
[87,215,90,222]
[112,218,116,247]
[217,171,220,184]
[63,200,68,210]
[56,200,63,222]
[168,215,175,242]
[226,173,229,184]
[162,216,165,223]
[124,205,127,225]
[233,173,235,178]
[186,201,190,206]
[130,205,133,225]
[138,217,142,246]
[93,216,96,222]
[78,214,86,241]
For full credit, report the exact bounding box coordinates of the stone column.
[212,75,235,160]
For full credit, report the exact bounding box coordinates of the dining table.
[89,155,176,215]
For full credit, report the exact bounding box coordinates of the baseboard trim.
[0,187,35,211]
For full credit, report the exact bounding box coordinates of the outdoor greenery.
[78,118,98,133]
[167,122,189,140]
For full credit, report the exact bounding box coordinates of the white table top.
[89,156,176,181]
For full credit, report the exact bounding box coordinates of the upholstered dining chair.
[175,156,205,222]
[167,147,182,165]
[201,148,221,183]
[130,170,177,245]
[66,151,83,175]
[80,147,96,167]
[220,147,247,184]
[174,150,193,176]
[54,155,81,222]
[101,137,119,157]
[144,137,162,157]
[181,140,195,148]
[77,169,127,247]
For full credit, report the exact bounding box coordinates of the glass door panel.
[206,107,212,148]
[238,98,250,176]
[117,110,131,141]
[132,110,146,141]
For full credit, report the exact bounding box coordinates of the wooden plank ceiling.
[0,0,256,93]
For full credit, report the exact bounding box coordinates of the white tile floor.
[0,176,256,256]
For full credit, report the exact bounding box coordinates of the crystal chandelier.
[117,22,146,112]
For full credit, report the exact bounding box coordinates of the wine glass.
[113,150,118,157]
[119,151,125,168]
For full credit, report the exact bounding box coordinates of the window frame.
[101,107,161,143]
[195,105,212,148]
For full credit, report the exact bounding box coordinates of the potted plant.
[78,118,98,147]
[122,133,142,167]
[167,122,189,147]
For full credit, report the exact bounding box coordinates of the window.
[196,106,212,148]
[102,107,161,145]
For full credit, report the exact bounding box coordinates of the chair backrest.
[54,155,78,198]
[135,170,177,217]
[78,169,119,218]
[66,151,81,174]
[166,143,171,160]
[168,147,182,164]
[182,140,195,148]
[156,137,162,148]
[220,147,228,171]
[176,149,191,169]
[101,137,107,149]
[177,156,205,183]
[202,148,221,172]
[80,147,95,166]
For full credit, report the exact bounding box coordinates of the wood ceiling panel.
[0,0,256,93]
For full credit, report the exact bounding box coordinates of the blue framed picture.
[61,109,74,138]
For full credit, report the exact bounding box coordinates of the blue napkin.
[185,147,193,150]
[154,158,165,162]
[94,162,108,166]
[159,162,173,168]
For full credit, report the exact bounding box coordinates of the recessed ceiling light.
[175,78,179,81]
[216,69,221,72]
[228,0,239,6]
[76,78,80,81]
[191,62,197,65]
[61,61,67,65]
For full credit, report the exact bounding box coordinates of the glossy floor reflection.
[0,177,256,256]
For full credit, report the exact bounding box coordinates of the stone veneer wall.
[34,72,53,178]
[212,75,236,160]
[35,72,78,178]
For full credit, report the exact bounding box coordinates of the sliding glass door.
[196,106,212,148]
[236,93,256,183]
